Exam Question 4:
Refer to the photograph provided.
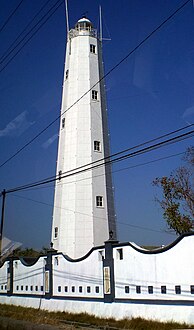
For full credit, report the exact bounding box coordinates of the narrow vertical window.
[65,69,69,80]
[87,286,91,293]
[92,90,98,100]
[94,140,101,152]
[64,286,68,292]
[190,285,194,294]
[79,286,82,293]
[72,286,75,293]
[90,44,96,53]
[54,227,58,239]
[96,196,103,207]
[62,118,65,129]
[148,286,153,294]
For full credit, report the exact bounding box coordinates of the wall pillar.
[7,257,13,296]
[103,234,118,303]
[44,245,57,299]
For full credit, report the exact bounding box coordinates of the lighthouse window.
[96,196,103,207]
[94,141,101,152]
[54,227,58,239]
[62,118,65,128]
[65,69,69,80]
[92,90,98,100]
[90,44,96,54]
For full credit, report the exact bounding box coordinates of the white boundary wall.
[0,234,194,324]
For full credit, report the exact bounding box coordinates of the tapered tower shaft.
[51,17,116,258]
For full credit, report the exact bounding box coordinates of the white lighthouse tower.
[51,16,117,259]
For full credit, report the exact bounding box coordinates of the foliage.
[153,147,194,235]
[10,246,49,258]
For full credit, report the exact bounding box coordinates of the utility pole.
[0,189,6,257]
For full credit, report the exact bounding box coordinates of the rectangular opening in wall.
[16,285,19,291]
[72,286,75,293]
[79,286,82,293]
[30,285,33,291]
[96,196,103,207]
[136,286,141,294]
[41,286,43,291]
[92,90,98,100]
[94,140,101,152]
[161,286,166,294]
[175,285,181,294]
[90,44,96,53]
[64,286,68,292]
[148,286,153,294]
[98,250,104,261]
[35,286,38,292]
[95,286,99,293]
[25,286,28,291]
[116,248,123,260]
[125,286,129,294]
[21,285,23,291]
[191,285,194,294]
[87,286,91,293]
[54,256,59,265]
[58,286,61,292]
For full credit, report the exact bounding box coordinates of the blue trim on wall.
[115,298,194,306]
[113,232,194,255]
[60,245,105,263]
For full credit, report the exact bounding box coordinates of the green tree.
[153,147,194,235]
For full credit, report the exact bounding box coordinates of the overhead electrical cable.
[0,0,63,67]
[0,0,24,34]
[1,125,192,192]
[10,193,175,236]
[4,129,194,194]
[0,0,191,169]
[1,124,191,190]
[0,0,52,63]
[16,151,186,193]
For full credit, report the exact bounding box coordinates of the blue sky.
[0,0,193,250]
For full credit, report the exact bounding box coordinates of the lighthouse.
[51,16,117,259]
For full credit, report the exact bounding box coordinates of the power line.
[0,0,191,169]
[0,0,24,34]
[10,193,175,236]
[21,152,188,192]
[9,150,186,193]
[2,124,191,192]
[0,0,53,64]
[5,128,194,194]
[0,0,63,68]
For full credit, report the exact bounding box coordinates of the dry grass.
[0,303,193,329]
